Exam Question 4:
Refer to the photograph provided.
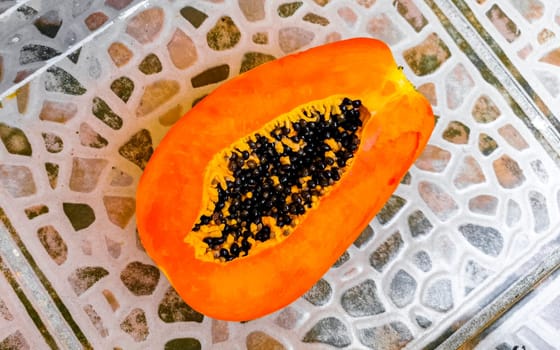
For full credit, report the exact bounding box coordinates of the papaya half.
[136,38,434,321]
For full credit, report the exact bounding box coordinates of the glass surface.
[0,0,559,349]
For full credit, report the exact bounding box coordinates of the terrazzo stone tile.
[180,6,207,28]
[518,44,533,59]
[303,278,332,306]
[136,80,180,117]
[88,57,102,78]
[0,122,32,156]
[69,157,108,193]
[415,145,451,172]
[278,27,315,53]
[0,331,29,350]
[459,224,503,257]
[510,0,544,22]
[191,64,230,88]
[537,28,555,44]
[37,225,67,265]
[356,0,376,8]
[341,279,385,317]
[207,16,241,51]
[357,322,413,349]
[16,83,30,114]
[472,95,501,123]
[63,202,95,231]
[408,210,433,238]
[422,278,453,312]
[117,129,151,171]
[506,199,522,227]
[246,331,286,350]
[106,0,133,10]
[110,76,134,103]
[333,251,350,267]
[539,48,560,66]
[0,165,36,197]
[337,7,357,28]
[274,307,303,330]
[418,181,458,221]
[303,13,330,26]
[446,64,474,109]
[530,159,548,183]
[302,317,352,348]
[353,225,374,248]
[158,286,204,323]
[102,289,120,311]
[370,231,404,271]
[313,0,329,6]
[164,338,201,350]
[139,53,162,75]
[68,266,109,296]
[34,10,63,39]
[535,70,559,97]
[84,304,108,337]
[239,0,266,22]
[120,308,148,342]
[252,32,268,44]
[79,123,108,148]
[395,0,428,32]
[41,132,63,153]
[278,2,303,18]
[0,298,14,320]
[108,42,133,67]
[240,52,276,73]
[403,33,451,76]
[45,66,86,95]
[85,12,109,31]
[44,162,59,189]
[158,104,184,126]
[20,44,60,65]
[24,204,49,219]
[478,133,499,156]
[92,97,123,130]
[498,124,529,150]
[120,261,160,296]
[464,260,492,295]
[487,4,520,43]
[389,269,417,307]
[529,190,549,233]
[443,120,470,144]
[413,250,432,272]
[454,155,486,189]
[417,82,437,106]
[103,196,135,228]
[110,167,134,187]
[493,154,526,188]
[167,29,198,70]
[468,194,498,215]
[366,13,403,45]
[415,315,432,329]
[105,236,122,259]
[376,195,407,225]
[211,319,229,343]
[126,8,164,44]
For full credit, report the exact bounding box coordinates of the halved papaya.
[136,38,434,321]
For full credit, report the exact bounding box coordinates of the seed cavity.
[187,97,367,262]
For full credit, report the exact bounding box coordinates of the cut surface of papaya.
[136,38,435,321]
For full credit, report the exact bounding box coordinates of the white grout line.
[432,0,560,154]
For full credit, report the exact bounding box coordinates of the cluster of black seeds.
[193,98,364,261]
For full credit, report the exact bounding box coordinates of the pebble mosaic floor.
[0,0,559,349]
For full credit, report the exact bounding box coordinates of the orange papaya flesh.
[136,38,435,321]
